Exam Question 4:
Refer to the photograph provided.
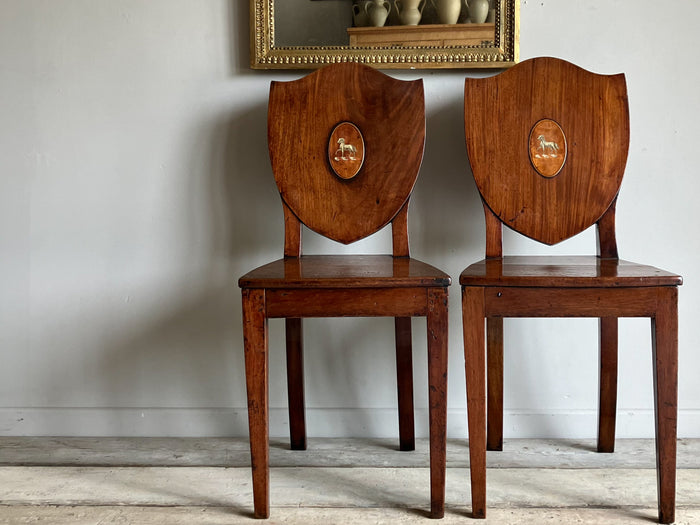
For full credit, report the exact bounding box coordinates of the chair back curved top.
[464,57,630,248]
[268,62,425,248]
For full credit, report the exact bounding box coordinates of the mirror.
[250,0,519,70]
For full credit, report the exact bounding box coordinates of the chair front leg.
[598,317,618,453]
[242,289,270,519]
[285,318,306,450]
[395,316,415,451]
[427,289,448,519]
[486,317,504,451]
[463,286,487,519]
[652,287,678,524]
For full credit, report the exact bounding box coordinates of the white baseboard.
[1,407,699,438]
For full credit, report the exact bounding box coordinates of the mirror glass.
[275,1,351,47]
[251,0,519,70]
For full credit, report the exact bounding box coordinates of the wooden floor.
[1,438,699,524]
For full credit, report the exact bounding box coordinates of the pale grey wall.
[1,0,698,438]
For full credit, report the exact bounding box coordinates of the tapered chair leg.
[285,318,306,450]
[427,289,448,519]
[652,288,678,524]
[463,286,487,519]
[242,289,270,519]
[486,317,503,451]
[597,317,618,453]
[395,316,415,451]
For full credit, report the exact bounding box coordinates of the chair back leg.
[285,318,306,450]
[597,316,618,453]
[486,317,504,451]
[395,316,416,451]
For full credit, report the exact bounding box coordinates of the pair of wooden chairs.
[238,58,681,523]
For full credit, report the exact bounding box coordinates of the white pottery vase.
[466,0,489,23]
[432,0,462,25]
[352,1,370,27]
[394,0,425,25]
[366,0,391,27]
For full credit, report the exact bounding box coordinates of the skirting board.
[1,408,699,438]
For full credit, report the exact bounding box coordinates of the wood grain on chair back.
[268,63,425,249]
[464,57,630,248]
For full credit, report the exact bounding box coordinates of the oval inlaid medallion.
[328,122,365,180]
[528,119,567,178]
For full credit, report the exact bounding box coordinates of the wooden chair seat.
[241,255,450,289]
[461,256,682,288]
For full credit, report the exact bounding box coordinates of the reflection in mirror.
[250,0,518,70]
[275,0,351,47]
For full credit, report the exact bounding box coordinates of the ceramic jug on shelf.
[431,0,462,25]
[366,0,391,27]
[466,0,489,23]
[352,1,370,27]
[394,0,425,26]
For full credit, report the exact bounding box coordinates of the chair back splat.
[465,57,629,251]
[268,63,425,252]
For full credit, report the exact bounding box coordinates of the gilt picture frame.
[250,0,519,70]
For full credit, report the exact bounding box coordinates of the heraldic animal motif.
[536,134,559,158]
[334,137,357,161]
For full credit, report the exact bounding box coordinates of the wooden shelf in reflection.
[347,23,495,48]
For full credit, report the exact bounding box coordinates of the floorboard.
[2,437,699,468]
[0,438,698,524]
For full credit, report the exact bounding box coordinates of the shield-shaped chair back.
[464,57,630,250]
[268,63,425,251]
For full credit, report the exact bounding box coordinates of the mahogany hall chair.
[460,57,682,523]
[238,62,450,519]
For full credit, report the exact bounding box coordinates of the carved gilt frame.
[250,0,519,70]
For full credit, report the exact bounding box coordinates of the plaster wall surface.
[0,0,697,438]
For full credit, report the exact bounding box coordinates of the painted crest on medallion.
[328,122,365,180]
[528,119,567,178]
